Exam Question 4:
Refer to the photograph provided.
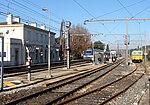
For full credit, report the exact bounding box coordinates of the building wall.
[24,25,53,64]
[0,24,24,66]
[0,22,60,66]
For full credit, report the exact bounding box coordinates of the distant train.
[104,50,117,62]
[131,50,143,63]
[83,48,94,61]
[110,50,117,62]
[83,48,104,63]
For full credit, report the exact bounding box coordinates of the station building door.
[14,48,19,65]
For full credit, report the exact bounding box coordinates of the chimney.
[40,24,46,30]
[14,16,20,23]
[30,22,37,27]
[6,13,13,25]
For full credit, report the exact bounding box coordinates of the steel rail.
[4,60,89,77]
[4,59,86,73]
[58,63,143,105]
[4,61,111,92]
[47,60,123,105]
[4,59,124,105]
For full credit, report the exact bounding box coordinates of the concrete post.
[65,21,71,69]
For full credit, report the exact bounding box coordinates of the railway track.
[57,63,144,105]
[3,59,124,105]
[4,60,90,78]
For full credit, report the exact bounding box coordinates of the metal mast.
[84,17,150,65]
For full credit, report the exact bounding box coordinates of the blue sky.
[0,0,150,50]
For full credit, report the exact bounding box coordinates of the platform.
[3,62,105,90]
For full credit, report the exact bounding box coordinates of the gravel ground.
[0,84,45,105]
[108,62,149,105]
[1,61,149,105]
[0,63,103,105]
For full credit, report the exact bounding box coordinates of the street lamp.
[42,8,51,77]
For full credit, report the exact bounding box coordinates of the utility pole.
[65,21,71,69]
[84,18,150,65]
[126,17,129,65]
[0,34,4,91]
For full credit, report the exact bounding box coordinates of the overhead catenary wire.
[95,0,148,35]
[116,0,150,38]
[0,3,60,32]
[134,5,150,17]
[21,0,64,20]
[72,0,112,34]
[116,0,140,24]
[5,0,60,25]
[95,0,147,19]
[0,10,60,32]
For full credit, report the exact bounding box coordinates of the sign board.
[0,52,6,57]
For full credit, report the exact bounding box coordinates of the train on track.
[131,50,143,63]
[83,48,94,61]
[83,48,104,63]
[110,50,117,62]
[83,48,117,63]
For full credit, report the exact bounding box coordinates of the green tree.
[94,41,105,50]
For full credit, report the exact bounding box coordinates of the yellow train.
[131,50,143,63]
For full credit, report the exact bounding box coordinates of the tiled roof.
[0,22,19,25]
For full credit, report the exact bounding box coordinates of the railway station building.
[0,13,60,66]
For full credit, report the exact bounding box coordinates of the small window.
[86,51,92,55]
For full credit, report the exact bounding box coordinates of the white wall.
[0,23,59,66]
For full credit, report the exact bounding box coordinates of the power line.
[116,0,140,24]
[0,6,60,32]
[0,1,61,31]
[72,0,95,18]
[0,11,7,16]
[5,0,60,25]
[117,0,135,18]
[93,0,147,34]
[95,0,147,19]
[134,5,150,17]
[21,0,64,20]
[72,0,112,34]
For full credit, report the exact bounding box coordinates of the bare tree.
[70,24,91,58]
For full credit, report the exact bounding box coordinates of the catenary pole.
[126,17,129,65]
[84,17,150,65]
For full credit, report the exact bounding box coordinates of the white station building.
[0,13,60,66]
